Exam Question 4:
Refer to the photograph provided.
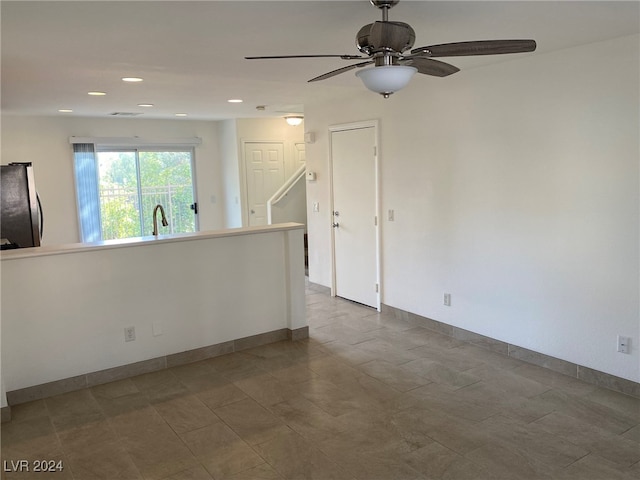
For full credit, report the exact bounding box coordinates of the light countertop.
[1,222,304,260]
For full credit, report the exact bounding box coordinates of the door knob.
[332,222,340,228]
[250,209,255,214]
[333,211,340,216]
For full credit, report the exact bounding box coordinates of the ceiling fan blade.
[245,54,365,60]
[308,61,374,82]
[399,57,459,77]
[411,39,537,57]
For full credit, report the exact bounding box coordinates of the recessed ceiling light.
[88,91,106,96]
[137,103,154,107]
[58,109,73,113]
[227,99,243,103]
[175,113,188,117]
[122,77,143,82]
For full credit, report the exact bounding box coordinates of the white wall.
[1,225,306,392]
[1,116,224,245]
[270,174,308,227]
[304,35,639,382]
[220,119,242,228]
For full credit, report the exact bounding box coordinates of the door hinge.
[374,216,378,226]
[373,146,377,157]
[375,283,379,293]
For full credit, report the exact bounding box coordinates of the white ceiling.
[2,1,638,121]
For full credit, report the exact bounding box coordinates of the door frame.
[328,120,381,311]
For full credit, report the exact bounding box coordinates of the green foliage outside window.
[98,150,196,240]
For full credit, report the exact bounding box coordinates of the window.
[73,141,199,242]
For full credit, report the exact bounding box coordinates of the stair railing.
[267,164,306,224]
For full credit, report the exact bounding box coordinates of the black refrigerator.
[1,163,42,249]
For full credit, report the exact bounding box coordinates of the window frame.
[71,137,201,243]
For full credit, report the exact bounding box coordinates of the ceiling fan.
[246,0,536,98]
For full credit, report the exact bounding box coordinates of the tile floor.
[2,282,639,480]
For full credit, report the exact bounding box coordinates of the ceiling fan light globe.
[355,65,417,97]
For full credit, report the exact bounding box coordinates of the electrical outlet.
[444,293,452,306]
[617,335,631,354]
[124,326,136,342]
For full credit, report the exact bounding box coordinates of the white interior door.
[244,142,285,226]
[295,142,306,168]
[331,124,379,308]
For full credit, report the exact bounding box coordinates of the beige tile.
[406,383,500,422]
[205,352,265,381]
[265,362,321,385]
[130,369,191,404]
[407,345,481,371]
[153,394,221,434]
[359,359,431,392]
[584,387,640,418]
[555,453,639,480]
[233,372,299,406]
[65,440,141,479]
[222,463,283,480]
[4,286,639,480]
[464,363,552,398]
[401,358,481,389]
[401,441,468,479]
[294,378,370,417]
[91,378,140,399]
[512,363,599,396]
[179,423,265,478]
[214,398,288,445]
[1,416,63,458]
[453,327,509,355]
[535,388,638,435]
[94,391,151,418]
[578,366,640,398]
[118,419,199,480]
[398,407,489,455]
[318,439,421,480]
[312,322,379,346]
[623,424,640,443]
[4,400,48,424]
[534,411,640,467]
[307,355,368,384]
[45,389,105,432]
[353,338,421,365]
[56,418,119,454]
[479,415,589,469]
[465,441,558,480]
[162,465,214,480]
[268,396,348,443]
[169,360,218,381]
[254,428,354,480]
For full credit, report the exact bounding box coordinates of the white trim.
[267,164,307,224]
[328,119,381,311]
[69,136,202,147]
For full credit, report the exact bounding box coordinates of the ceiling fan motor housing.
[356,21,416,56]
